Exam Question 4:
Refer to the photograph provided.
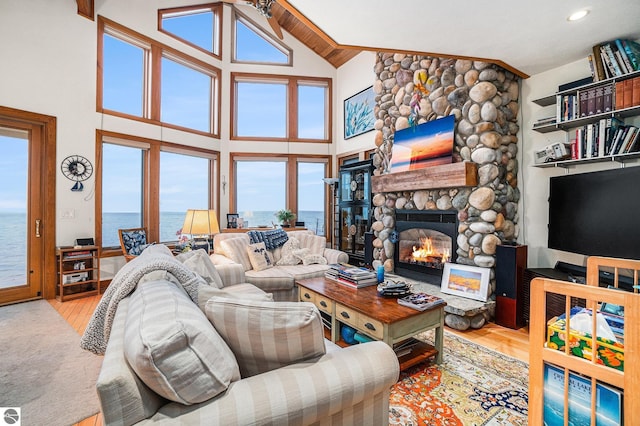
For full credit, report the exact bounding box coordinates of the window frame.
[230,72,331,143]
[158,3,223,60]
[231,8,292,66]
[230,153,332,240]
[96,130,220,256]
[98,16,222,138]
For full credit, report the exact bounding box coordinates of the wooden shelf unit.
[56,245,100,302]
[528,256,640,425]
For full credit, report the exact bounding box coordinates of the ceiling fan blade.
[267,16,283,39]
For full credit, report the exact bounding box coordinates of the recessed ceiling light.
[567,10,589,21]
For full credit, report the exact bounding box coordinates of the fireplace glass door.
[397,228,452,270]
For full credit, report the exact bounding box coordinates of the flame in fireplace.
[412,237,450,263]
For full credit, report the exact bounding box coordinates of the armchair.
[118,227,149,262]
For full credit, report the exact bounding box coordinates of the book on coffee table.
[398,292,445,311]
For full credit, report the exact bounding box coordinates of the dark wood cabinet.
[338,160,373,265]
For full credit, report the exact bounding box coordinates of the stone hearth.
[368,53,521,329]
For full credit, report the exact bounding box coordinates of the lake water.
[0,210,324,288]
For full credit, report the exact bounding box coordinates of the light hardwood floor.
[50,294,530,425]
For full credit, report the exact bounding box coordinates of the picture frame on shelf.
[344,86,375,139]
[440,262,490,302]
[226,213,239,229]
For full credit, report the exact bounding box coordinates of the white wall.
[0,0,336,253]
[521,59,640,268]
[335,51,377,159]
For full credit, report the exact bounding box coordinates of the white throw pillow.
[295,233,326,257]
[205,297,326,378]
[219,237,253,271]
[302,254,328,265]
[292,248,311,262]
[177,249,224,288]
[124,280,240,405]
[245,242,274,272]
[276,237,302,266]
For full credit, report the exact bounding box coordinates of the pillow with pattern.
[246,242,274,272]
[276,237,302,266]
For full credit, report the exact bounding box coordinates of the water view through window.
[0,132,28,288]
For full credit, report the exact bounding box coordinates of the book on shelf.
[591,44,607,81]
[543,363,622,425]
[590,39,640,82]
[603,83,614,112]
[615,81,625,110]
[621,39,640,72]
[397,292,445,311]
[615,39,634,74]
[533,116,556,127]
[393,338,421,357]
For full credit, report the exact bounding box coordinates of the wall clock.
[61,155,93,191]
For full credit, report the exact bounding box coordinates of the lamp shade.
[182,210,220,236]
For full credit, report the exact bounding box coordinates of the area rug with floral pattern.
[389,332,528,425]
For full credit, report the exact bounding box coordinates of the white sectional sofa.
[89,245,399,425]
[210,230,349,301]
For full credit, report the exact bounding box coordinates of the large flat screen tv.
[548,166,640,259]
[390,115,454,173]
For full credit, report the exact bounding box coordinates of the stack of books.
[589,39,640,81]
[325,264,378,288]
[397,292,446,311]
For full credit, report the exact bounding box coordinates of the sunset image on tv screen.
[390,115,455,173]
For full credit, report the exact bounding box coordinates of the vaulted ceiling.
[78,0,640,78]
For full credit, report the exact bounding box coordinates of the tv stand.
[522,260,636,324]
[522,262,587,324]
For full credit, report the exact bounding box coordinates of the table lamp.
[181,209,220,253]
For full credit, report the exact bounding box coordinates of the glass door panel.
[0,129,28,290]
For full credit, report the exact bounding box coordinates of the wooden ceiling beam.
[76,0,94,21]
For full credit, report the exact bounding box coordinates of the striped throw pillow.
[205,297,326,377]
[124,280,240,404]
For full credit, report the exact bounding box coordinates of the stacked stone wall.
[371,53,521,300]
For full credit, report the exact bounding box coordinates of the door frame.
[0,105,56,302]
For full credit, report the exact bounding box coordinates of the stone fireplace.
[369,53,521,315]
[394,210,457,280]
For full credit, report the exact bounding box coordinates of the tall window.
[231,73,331,142]
[235,160,286,227]
[161,55,214,133]
[298,83,327,140]
[236,80,287,138]
[232,154,329,235]
[99,17,221,137]
[233,10,291,65]
[102,33,147,117]
[101,143,145,247]
[99,133,219,251]
[297,161,326,236]
[158,4,222,58]
[159,151,211,241]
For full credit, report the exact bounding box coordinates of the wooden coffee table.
[296,277,445,370]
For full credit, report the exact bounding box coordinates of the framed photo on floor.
[440,262,490,302]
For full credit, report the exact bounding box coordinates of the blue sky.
[0,134,28,213]
[1,8,326,216]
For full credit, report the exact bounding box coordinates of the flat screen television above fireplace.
[548,166,640,259]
